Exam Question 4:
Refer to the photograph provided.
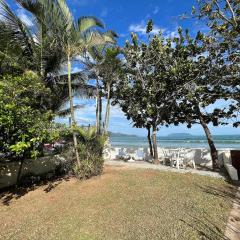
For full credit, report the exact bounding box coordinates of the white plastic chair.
[162,148,173,165]
[116,148,130,160]
[134,149,145,161]
[169,148,185,169]
[183,149,196,169]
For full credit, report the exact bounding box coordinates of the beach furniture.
[162,148,173,165]
[133,149,145,161]
[168,149,182,169]
[156,148,197,169]
[162,148,181,167]
[170,148,196,169]
[183,149,196,169]
[116,148,131,160]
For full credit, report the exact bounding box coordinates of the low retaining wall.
[0,155,65,189]
[0,148,236,189]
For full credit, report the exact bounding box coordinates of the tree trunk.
[16,158,24,185]
[147,126,153,158]
[96,78,102,135]
[96,93,99,131]
[152,125,159,164]
[40,24,44,77]
[104,83,111,133]
[199,116,219,170]
[67,53,81,168]
[99,89,102,134]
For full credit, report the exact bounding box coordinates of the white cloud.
[72,66,83,73]
[16,8,34,27]
[153,6,159,15]
[128,20,163,35]
[128,20,179,38]
[164,28,178,38]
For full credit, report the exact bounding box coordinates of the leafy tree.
[193,0,240,126]
[114,20,239,169]
[165,28,239,169]
[113,28,177,163]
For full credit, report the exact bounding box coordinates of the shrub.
[73,127,107,180]
[0,71,55,160]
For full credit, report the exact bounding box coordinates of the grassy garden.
[0,166,236,240]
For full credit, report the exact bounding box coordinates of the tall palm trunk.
[96,78,102,135]
[147,126,153,158]
[99,89,102,134]
[152,125,159,164]
[40,24,44,77]
[104,83,111,133]
[96,93,99,130]
[67,52,80,167]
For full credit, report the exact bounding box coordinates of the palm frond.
[56,0,73,31]
[77,16,104,33]
[15,0,42,17]
[103,30,118,39]
[57,104,85,118]
[0,0,35,62]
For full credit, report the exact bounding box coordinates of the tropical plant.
[73,127,107,179]
[97,47,122,133]
[45,0,118,166]
[0,0,65,76]
[83,36,118,135]
[0,71,54,160]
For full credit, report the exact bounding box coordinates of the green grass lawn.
[0,166,236,240]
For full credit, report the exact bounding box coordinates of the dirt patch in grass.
[0,166,237,240]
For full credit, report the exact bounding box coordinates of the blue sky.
[7,0,240,136]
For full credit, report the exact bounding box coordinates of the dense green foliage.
[193,0,240,126]
[0,71,54,160]
[74,127,106,179]
[112,20,239,168]
[55,126,106,179]
[112,30,178,161]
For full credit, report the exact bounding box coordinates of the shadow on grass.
[197,184,240,204]
[0,175,71,206]
[180,213,229,240]
[195,184,240,238]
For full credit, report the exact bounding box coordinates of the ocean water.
[110,134,240,149]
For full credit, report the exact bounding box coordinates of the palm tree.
[84,38,118,135]
[100,48,122,133]
[0,0,65,75]
[0,0,116,166]
[51,0,118,166]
